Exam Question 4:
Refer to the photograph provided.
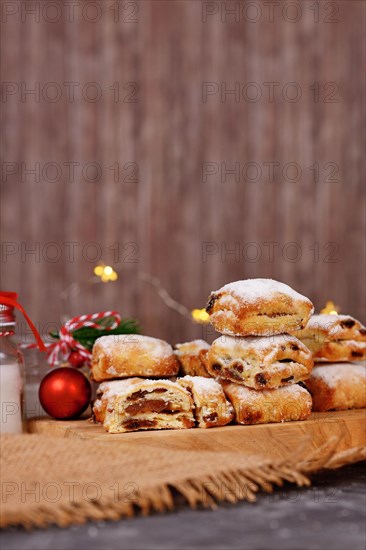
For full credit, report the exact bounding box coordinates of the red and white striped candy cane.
[46,311,121,366]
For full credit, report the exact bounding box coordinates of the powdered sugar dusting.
[212,333,302,352]
[179,375,223,394]
[306,314,364,331]
[175,340,210,352]
[218,279,312,306]
[94,334,174,359]
[93,399,102,411]
[224,382,310,402]
[106,366,118,375]
[310,363,366,387]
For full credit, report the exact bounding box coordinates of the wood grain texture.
[1,1,365,344]
[28,409,366,461]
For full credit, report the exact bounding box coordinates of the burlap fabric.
[0,433,364,529]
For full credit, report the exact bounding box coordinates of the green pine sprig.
[49,317,140,351]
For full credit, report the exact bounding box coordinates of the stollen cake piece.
[305,363,366,411]
[178,376,234,428]
[206,278,313,336]
[91,334,179,381]
[221,382,312,425]
[93,378,195,433]
[206,334,313,390]
[174,340,211,377]
[293,314,366,362]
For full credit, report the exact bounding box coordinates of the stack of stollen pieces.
[90,335,234,433]
[293,314,366,411]
[204,279,315,424]
[90,278,316,433]
[90,279,365,433]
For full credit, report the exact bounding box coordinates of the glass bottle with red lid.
[0,292,26,433]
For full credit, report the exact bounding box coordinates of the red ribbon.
[0,292,46,351]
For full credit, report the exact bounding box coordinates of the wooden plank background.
[1,0,365,344]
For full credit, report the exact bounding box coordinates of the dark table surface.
[1,463,365,550]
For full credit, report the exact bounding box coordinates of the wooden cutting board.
[28,409,366,462]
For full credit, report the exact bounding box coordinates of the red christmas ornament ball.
[68,351,85,368]
[39,367,92,420]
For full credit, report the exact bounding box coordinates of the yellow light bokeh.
[191,308,210,323]
[320,301,340,315]
[94,264,118,283]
